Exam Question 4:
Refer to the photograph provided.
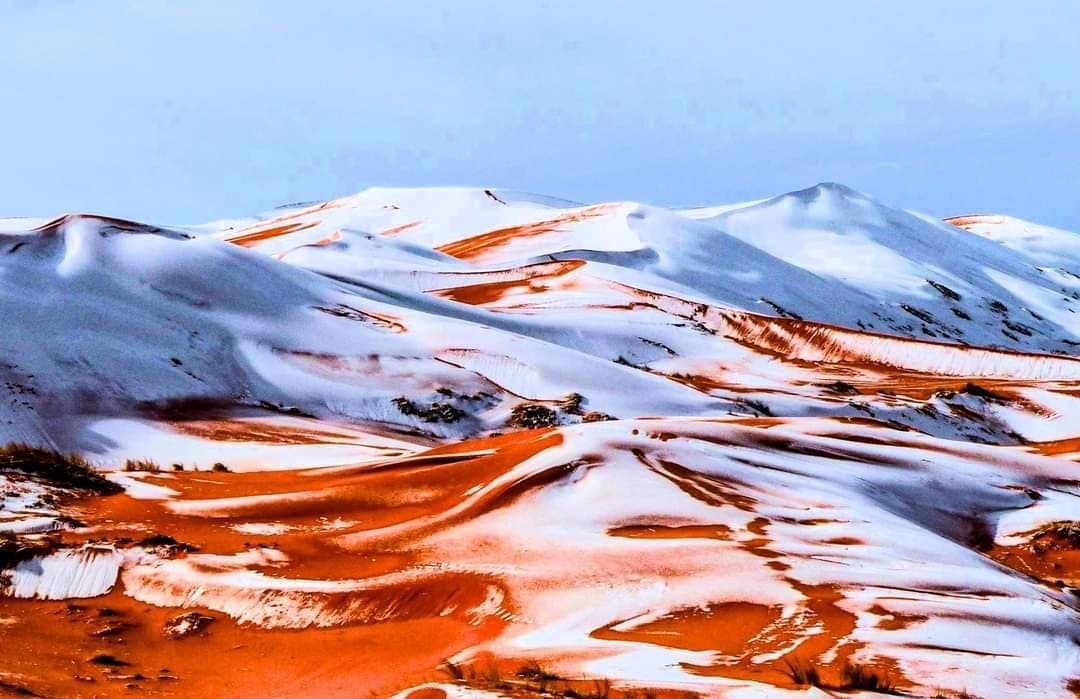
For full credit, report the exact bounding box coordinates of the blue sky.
[2,1,1079,228]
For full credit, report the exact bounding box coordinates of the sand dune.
[2,184,1077,697]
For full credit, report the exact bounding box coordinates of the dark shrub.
[0,444,121,495]
[509,404,558,428]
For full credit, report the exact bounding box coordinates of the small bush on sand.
[782,658,821,687]
[442,656,694,699]
[211,462,230,473]
[841,662,895,692]
[517,662,561,692]
[441,660,467,681]
[123,458,160,473]
[88,653,129,667]
[0,443,121,495]
[740,399,773,417]
[561,392,585,415]
[1035,521,1080,547]
[137,534,198,554]
[783,657,896,694]
[509,403,558,428]
[393,396,467,423]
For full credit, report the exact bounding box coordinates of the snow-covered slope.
[193,183,1080,450]
[701,184,1078,353]
[215,183,1079,355]
[0,213,729,456]
[2,185,1078,457]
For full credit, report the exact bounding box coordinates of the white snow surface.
[2,184,1078,456]
[5,545,123,599]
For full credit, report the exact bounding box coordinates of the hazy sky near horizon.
[2,1,1079,229]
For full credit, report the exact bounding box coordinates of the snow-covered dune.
[2,184,1077,457]
[0,212,723,454]
[701,184,1078,353]
[215,183,1080,355]
[1,183,1078,699]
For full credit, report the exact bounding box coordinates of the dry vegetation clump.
[87,653,130,667]
[393,396,467,423]
[820,380,858,395]
[782,658,898,694]
[782,658,821,687]
[0,443,121,495]
[1036,521,1080,547]
[123,458,160,473]
[509,403,558,428]
[441,658,699,698]
[560,393,585,415]
[739,398,773,417]
[137,534,198,555]
[840,662,897,692]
